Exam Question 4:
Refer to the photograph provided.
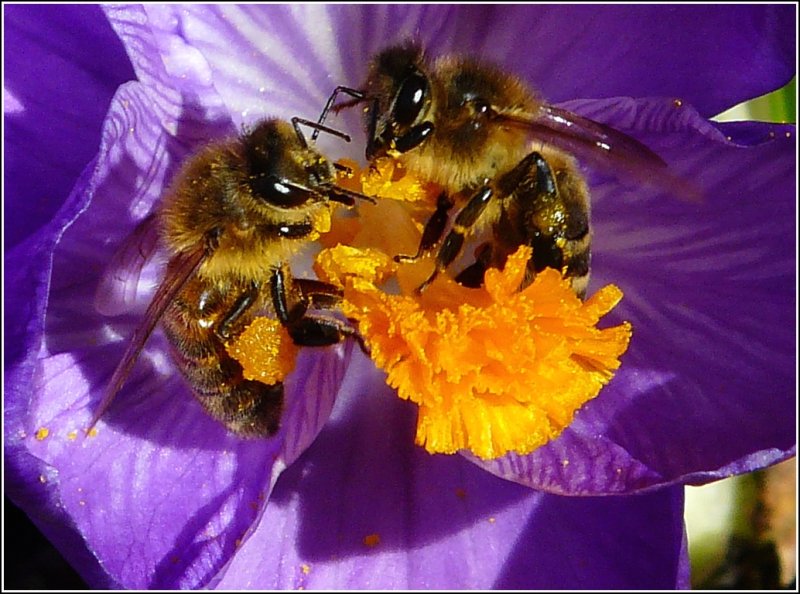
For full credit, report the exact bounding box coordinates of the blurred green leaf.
[714,77,796,123]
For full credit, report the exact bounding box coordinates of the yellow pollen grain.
[86,427,99,438]
[67,430,78,441]
[363,533,381,548]
[673,99,683,107]
[301,564,311,575]
[35,427,50,441]
[226,317,299,384]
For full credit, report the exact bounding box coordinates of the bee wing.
[87,244,207,433]
[94,213,162,316]
[502,105,702,201]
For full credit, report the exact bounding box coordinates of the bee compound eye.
[252,174,315,209]
[392,72,428,127]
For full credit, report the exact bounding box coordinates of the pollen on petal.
[226,317,299,385]
[316,244,632,460]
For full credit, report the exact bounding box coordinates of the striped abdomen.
[161,274,283,436]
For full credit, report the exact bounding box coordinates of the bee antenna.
[329,164,376,204]
[330,96,368,116]
[313,86,367,141]
[292,117,351,148]
[324,183,376,206]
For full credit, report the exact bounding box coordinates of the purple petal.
[4,4,134,250]
[116,5,794,149]
[715,120,797,147]
[481,5,795,117]
[211,353,688,589]
[121,5,475,124]
[102,5,236,145]
[6,63,351,588]
[17,344,347,588]
[5,164,115,588]
[474,97,795,494]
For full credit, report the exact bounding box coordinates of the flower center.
[231,159,632,459]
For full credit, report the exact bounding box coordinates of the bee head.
[242,120,334,209]
[365,42,435,160]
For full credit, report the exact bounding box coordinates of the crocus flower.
[4,4,795,589]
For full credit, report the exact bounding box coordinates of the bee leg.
[294,279,371,355]
[502,152,564,290]
[454,242,493,288]
[267,220,314,238]
[292,278,343,310]
[270,267,367,352]
[284,315,367,351]
[395,192,453,263]
[215,281,260,341]
[416,186,493,294]
[213,283,287,436]
[167,279,284,437]
[506,152,591,296]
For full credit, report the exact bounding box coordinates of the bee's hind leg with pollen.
[270,265,368,354]
[176,278,285,437]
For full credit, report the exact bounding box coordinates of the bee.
[91,117,370,437]
[322,42,691,296]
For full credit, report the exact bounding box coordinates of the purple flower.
[5,4,795,589]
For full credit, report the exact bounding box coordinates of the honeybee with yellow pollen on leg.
[90,116,372,438]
